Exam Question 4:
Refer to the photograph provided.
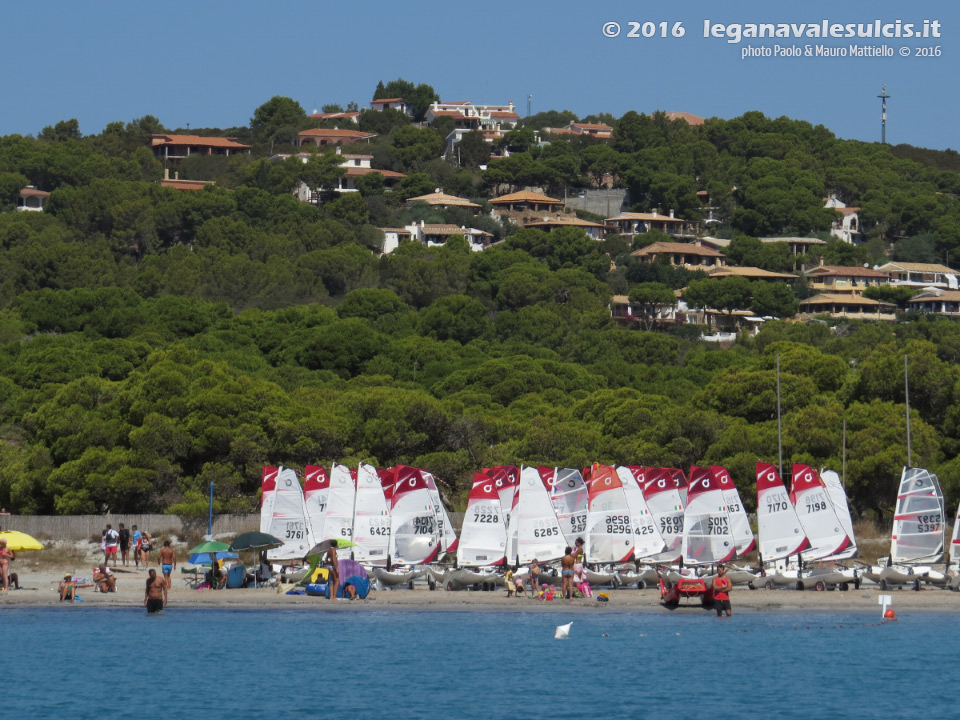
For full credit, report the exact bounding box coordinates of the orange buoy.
[884,608,895,619]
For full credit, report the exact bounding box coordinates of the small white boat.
[442,568,503,591]
[373,567,421,589]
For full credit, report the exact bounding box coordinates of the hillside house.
[875,261,960,290]
[370,98,408,114]
[489,190,564,215]
[906,288,960,316]
[379,221,492,254]
[605,211,695,239]
[544,122,613,139]
[16,186,49,211]
[296,128,376,148]
[631,240,725,270]
[308,110,360,124]
[150,134,250,164]
[523,216,607,240]
[824,195,863,245]
[405,191,481,211]
[798,293,896,321]
[804,263,890,295]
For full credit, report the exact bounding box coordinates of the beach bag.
[578,582,593,598]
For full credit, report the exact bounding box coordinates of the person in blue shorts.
[157,540,176,589]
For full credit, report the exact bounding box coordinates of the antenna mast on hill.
[878,85,890,144]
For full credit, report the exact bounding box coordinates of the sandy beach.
[2,563,958,613]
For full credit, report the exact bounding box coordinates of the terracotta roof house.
[426,101,520,130]
[664,112,705,125]
[380,221,493,254]
[308,111,360,124]
[632,241,725,269]
[875,261,960,290]
[606,211,695,238]
[906,288,960,316]
[609,294,682,327]
[544,122,613,139]
[489,190,564,213]
[707,266,797,281]
[370,98,408,114]
[804,264,890,295]
[405,191,481,210]
[16,186,49,211]
[150,134,251,163]
[296,128,376,147]
[523,216,608,240]
[758,236,828,256]
[798,293,896,322]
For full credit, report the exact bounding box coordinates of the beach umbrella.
[0,530,43,552]
[188,540,232,555]
[188,551,239,566]
[306,538,356,556]
[229,532,283,588]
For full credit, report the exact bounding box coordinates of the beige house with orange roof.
[545,122,613,139]
[523,216,607,240]
[308,110,360,124]
[405,191,480,211]
[150,134,250,163]
[16,186,49,211]
[798,293,896,321]
[296,128,377,147]
[606,211,696,239]
[632,240,725,269]
[489,190,564,214]
[875,261,960,290]
[804,263,890,295]
[707,266,796,281]
[370,98,408,114]
[907,288,960,316]
[664,112,705,125]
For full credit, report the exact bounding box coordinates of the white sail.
[756,462,809,562]
[389,465,440,565]
[352,463,391,565]
[260,465,279,533]
[952,499,960,561]
[643,467,686,563]
[516,465,566,564]
[420,469,459,555]
[322,462,356,543]
[616,466,666,559]
[820,469,857,559]
[550,467,589,547]
[262,466,313,561]
[584,464,634,564]
[681,466,736,566]
[710,465,755,556]
[791,464,851,561]
[457,473,507,567]
[303,464,330,546]
[890,467,945,564]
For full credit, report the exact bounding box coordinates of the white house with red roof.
[427,101,522,159]
[308,110,360,124]
[370,98,408,114]
[824,194,863,244]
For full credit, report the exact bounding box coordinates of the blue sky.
[4,0,956,149]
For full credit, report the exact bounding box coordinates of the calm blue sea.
[2,606,954,719]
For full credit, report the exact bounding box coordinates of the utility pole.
[527,94,532,118]
[878,85,890,144]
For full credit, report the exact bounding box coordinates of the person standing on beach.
[528,558,540,595]
[158,541,176,589]
[712,564,733,618]
[103,524,119,567]
[144,569,166,613]
[131,526,142,569]
[561,547,575,600]
[573,537,585,565]
[325,543,340,601]
[0,538,13,593]
[139,530,153,568]
[118,523,131,567]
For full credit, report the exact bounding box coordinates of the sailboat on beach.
[260,465,314,561]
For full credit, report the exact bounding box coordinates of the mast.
[777,352,783,478]
[905,354,912,468]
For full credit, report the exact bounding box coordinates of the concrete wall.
[1,512,467,541]
[564,189,627,218]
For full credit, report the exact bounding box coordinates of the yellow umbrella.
[0,530,44,551]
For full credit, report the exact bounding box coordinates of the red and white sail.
[303,464,330,545]
[584,464,634,564]
[321,462,356,543]
[819,469,857,560]
[419,469,459,555]
[550,467,589,547]
[260,465,279,521]
[790,464,851,561]
[352,463,391,565]
[516,465,566,564]
[616,466,666,560]
[262,466,314,561]
[756,462,809,562]
[710,465,755,556]
[891,467,945,564]
[389,465,440,565]
[643,467,685,562]
[951,498,960,562]
[457,473,507,567]
[681,466,736,566]
[668,468,689,507]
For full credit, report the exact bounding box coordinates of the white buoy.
[878,594,893,618]
[554,622,572,639]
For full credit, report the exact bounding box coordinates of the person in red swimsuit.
[712,564,733,618]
